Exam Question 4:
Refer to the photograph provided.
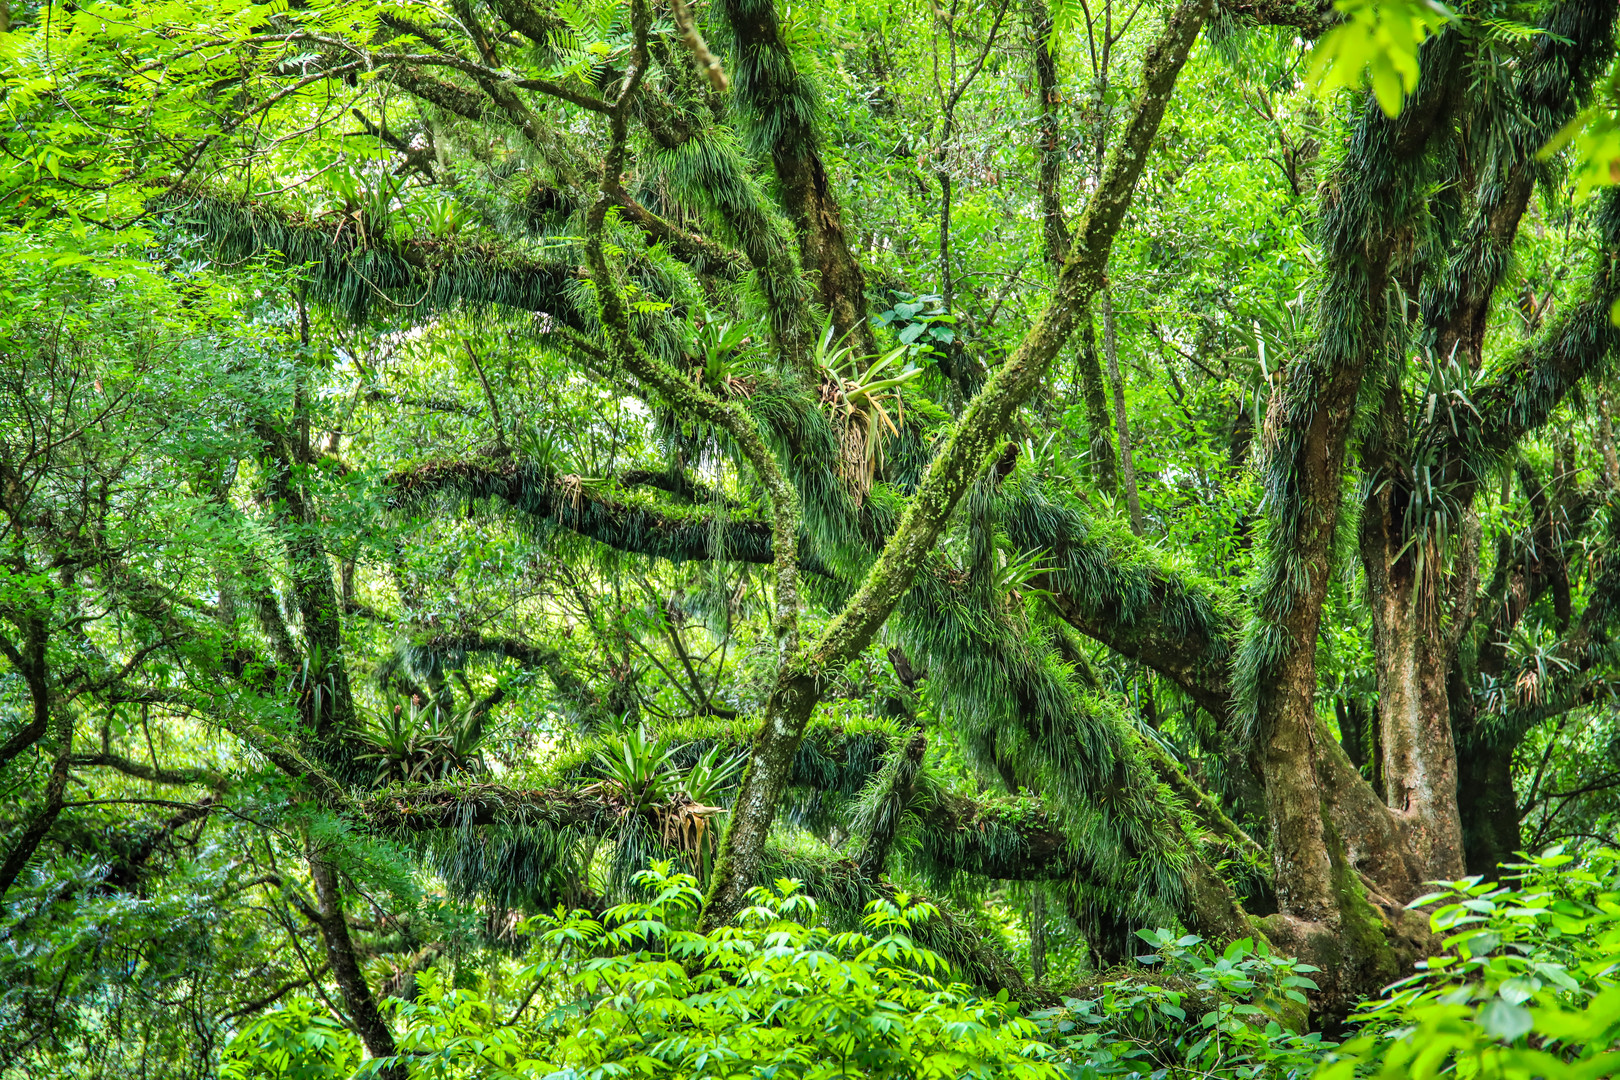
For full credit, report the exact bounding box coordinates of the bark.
[390,460,790,569]
[1045,584,1232,724]
[484,0,569,48]
[258,420,357,749]
[69,753,225,789]
[1076,315,1119,492]
[1218,0,1336,36]
[0,623,50,777]
[307,853,406,1080]
[702,0,1213,930]
[1358,388,1465,882]
[856,733,926,877]
[1425,169,1536,371]
[581,11,816,936]
[1241,32,1465,997]
[1455,738,1521,877]
[1028,0,1069,269]
[719,0,876,355]
[1392,5,1620,846]
[779,156,875,356]
[1599,380,1619,489]
[636,81,811,360]
[1102,289,1144,534]
[1029,891,1048,983]
[359,784,618,832]
[0,661,72,901]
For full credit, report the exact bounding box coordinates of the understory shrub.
[223,851,1620,1079]
[1320,848,1620,1080]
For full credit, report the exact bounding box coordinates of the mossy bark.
[1027,0,1069,270]
[1455,737,1521,878]
[1358,457,1465,882]
[308,852,406,1080]
[1237,30,1466,1005]
[1075,315,1119,493]
[718,0,876,355]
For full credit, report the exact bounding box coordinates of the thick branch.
[69,753,226,790]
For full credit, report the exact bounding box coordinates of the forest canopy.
[3,0,1620,1075]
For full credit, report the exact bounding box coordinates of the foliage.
[221,999,363,1080]
[1321,848,1620,1080]
[230,863,1061,1079]
[5,0,1620,1072]
[1034,932,1328,1080]
[1308,0,1453,117]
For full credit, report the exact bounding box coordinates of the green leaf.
[1477,999,1532,1042]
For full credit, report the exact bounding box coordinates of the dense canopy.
[3,0,1620,1074]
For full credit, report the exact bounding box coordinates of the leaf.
[1307,0,1453,117]
[1497,977,1536,1006]
[1477,999,1533,1043]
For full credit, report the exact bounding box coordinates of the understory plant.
[370,863,1054,1079]
[219,850,1620,1080]
[1032,931,1329,1079]
[1320,847,1620,1080]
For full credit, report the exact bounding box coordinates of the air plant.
[680,745,745,805]
[349,696,495,784]
[325,164,405,246]
[593,725,679,812]
[690,319,757,396]
[411,193,475,239]
[991,542,1057,609]
[668,745,743,881]
[815,321,924,502]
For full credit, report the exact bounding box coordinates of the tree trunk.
[1029,891,1048,983]
[308,853,407,1080]
[1454,735,1521,877]
[938,168,954,311]
[1103,289,1144,534]
[1028,0,1068,268]
[1358,463,1466,882]
[719,0,876,355]
[260,424,358,751]
[0,633,72,901]
[1599,380,1619,489]
[1076,315,1118,492]
[1242,31,1465,1009]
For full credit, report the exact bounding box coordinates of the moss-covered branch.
[389,459,787,567]
[1216,0,1335,36]
[163,193,590,326]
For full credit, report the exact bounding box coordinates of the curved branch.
[69,753,226,790]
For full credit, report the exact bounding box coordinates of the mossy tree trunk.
[718,0,877,356]
[1237,30,1466,1004]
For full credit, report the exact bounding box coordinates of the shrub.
[1320,848,1620,1080]
[385,862,1058,1079]
[1032,930,1328,1079]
